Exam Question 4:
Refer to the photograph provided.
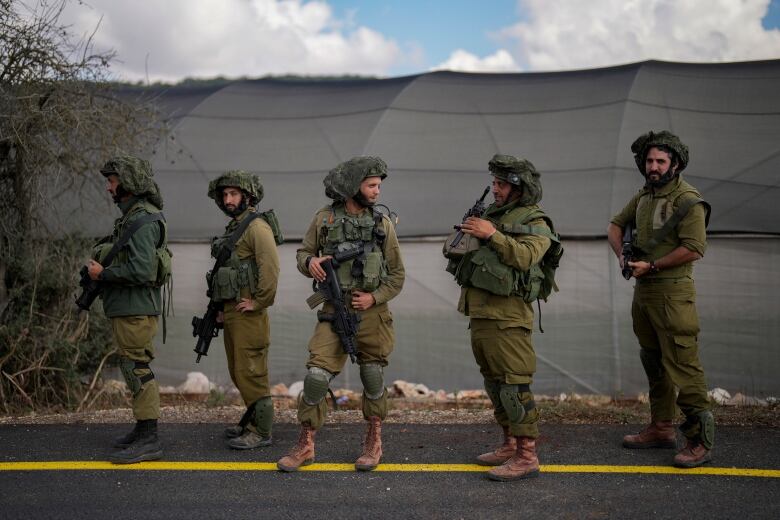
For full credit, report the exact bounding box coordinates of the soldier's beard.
[644,169,676,189]
[353,191,375,207]
[112,185,130,203]
[221,199,247,217]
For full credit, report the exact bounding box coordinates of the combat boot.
[487,436,540,482]
[277,424,316,472]
[113,421,141,449]
[355,416,383,471]
[673,439,712,468]
[622,420,676,449]
[108,419,163,465]
[476,426,517,466]
[224,425,244,439]
[227,430,272,450]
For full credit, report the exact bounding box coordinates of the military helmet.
[630,130,689,174]
[208,170,264,206]
[100,154,163,208]
[323,156,387,201]
[488,154,543,206]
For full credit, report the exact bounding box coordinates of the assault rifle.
[305,244,365,363]
[449,186,490,249]
[621,223,636,280]
[191,212,260,363]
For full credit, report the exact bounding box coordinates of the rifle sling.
[645,197,708,251]
[101,212,165,268]
[208,212,261,279]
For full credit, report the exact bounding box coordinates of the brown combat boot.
[476,427,517,466]
[277,424,316,472]
[673,439,712,468]
[355,416,383,471]
[622,420,676,449]
[487,436,540,482]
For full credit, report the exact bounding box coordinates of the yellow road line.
[0,461,778,478]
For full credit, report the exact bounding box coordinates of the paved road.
[1,423,778,519]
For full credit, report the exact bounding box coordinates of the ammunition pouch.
[455,246,518,296]
[442,231,480,260]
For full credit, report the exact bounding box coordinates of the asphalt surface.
[1,423,778,519]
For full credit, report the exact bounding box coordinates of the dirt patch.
[1,396,777,427]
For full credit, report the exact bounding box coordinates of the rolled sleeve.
[677,201,707,256]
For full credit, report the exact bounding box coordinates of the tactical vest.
[452,206,562,302]
[208,223,259,303]
[318,204,387,292]
[92,199,172,288]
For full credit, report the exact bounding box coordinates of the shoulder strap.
[223,212,261,255]
[499,209,560,242]
[646,196,709,251]
[102,213,165,267]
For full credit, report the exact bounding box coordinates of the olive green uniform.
[98,196,166,421]
[611,174,712,441]
[458,199,551,438]
[213,207,280,434]
[295,204,405,429]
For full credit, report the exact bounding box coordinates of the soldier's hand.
[351,290,375,311]
[87,259,103,281]
[235,298,258,313]
[216,311,224,324]
[460,217,496,240]
[628,260,650,277]
[308,255,332,282]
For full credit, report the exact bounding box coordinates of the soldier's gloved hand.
[351,290,375,311]
[87,259,104,281]
[460,217,496,240]
[235,298,258,313]
[308,255,333,282]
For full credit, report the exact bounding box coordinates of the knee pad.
[499,384,526,424]
[697,410,715,449]
[639,348,664,379]
[359,363,385,400]
[303,367,333,406]
[119,358,153,397]
[253,397,274,437]
[483,379,501,408]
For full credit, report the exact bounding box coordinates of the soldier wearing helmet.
[608,131,714,468]
[87,155,169,464]
[206,170,281,450]
[448,153,559,482]
[277,156,405,473]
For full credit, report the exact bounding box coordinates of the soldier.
[277,156,405,472]
[206,171,281,450]
[87,155,170,464]
[608,130,714,468]
[447,154,559,482]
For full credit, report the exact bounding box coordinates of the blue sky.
[61,0,780,82]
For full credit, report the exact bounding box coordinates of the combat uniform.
[206,171,280,449]
[611,130,714,468]
[94,155,170,464]
[277,156,405,472]
[449,154,556,481]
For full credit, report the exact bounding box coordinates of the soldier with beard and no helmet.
[277,156,405,473]
[206,170,281,450]
[608,130,714,468]
[446,154,560,482]
[87,155,170,464]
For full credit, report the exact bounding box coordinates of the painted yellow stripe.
[0,461,778,478]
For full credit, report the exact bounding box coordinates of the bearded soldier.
[446,155,560,482]
[206,171,281,450]
[608,131,714,468]
[277,156,404,472]
[87,155,170,464]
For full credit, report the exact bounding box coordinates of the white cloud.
[62,0,403,82]
[431,49,521,73]
[499,0,780,71]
